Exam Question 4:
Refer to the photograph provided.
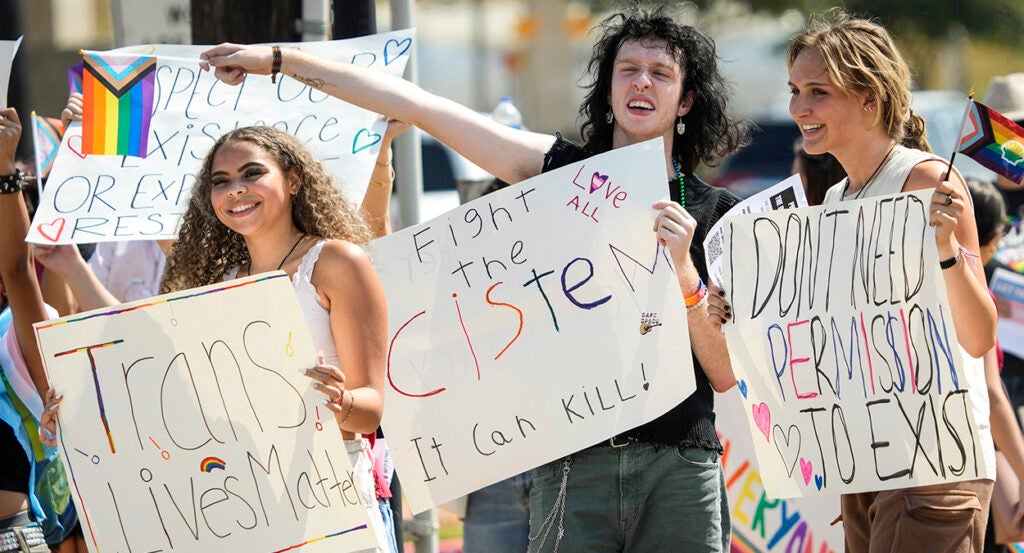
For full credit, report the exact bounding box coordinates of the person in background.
[0,108,79,552]
[967,177,1024,553]
[792,136,845,206]
[200,3,750,550]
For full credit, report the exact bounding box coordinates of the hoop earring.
[676,118,686,135]
[606,110,614,124]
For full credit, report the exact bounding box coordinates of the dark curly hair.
[161,126,370,293]
[579,2,750,172]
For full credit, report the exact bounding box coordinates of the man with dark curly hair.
[202,4,749,551]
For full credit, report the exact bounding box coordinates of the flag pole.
[944,89,975,182]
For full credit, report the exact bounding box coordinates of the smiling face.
[609,38,693,149]
[788,48,873,158]
[209,140,298,240]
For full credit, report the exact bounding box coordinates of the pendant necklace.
[246,233,306,277]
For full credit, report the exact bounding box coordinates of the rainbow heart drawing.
[200,456,226,473]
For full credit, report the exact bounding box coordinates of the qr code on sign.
[706,229,724,265]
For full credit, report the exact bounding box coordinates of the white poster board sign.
[34,274,378,553]
[371,139,696,513]
[28,31,413,244]
[722,190,991,498]
[0,37,22,108]
[718,391,843,552]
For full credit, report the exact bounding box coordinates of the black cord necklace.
[846,141,897,200]
[246,233,306,277]
[672,158,686,208]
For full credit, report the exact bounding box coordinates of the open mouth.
[227,202,259,216]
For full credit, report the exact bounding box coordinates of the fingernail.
[720,317,727,324]
[717,290,725,297]
[724,304,731,313]
[725,312,731,320]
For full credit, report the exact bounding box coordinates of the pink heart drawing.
[66,134,87,159]
[799,458,813,485]
[37,218,66,242]
[752,402,771,441]
[590,172,608,194]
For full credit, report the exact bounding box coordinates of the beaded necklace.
[671,158,686,208]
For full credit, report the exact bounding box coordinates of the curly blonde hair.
[787,9,930,152]
[161,126,371,292]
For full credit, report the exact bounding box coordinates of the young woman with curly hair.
[200,3,750,550]
[161,125,391,553]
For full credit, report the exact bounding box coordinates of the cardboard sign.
[34,274,378,552]
[28,31,413,244]
[371,139,697,513]
[722,190,992,497]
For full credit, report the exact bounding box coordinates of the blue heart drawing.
[738,379,748,398]
[814,474,824,490]
[352,128,382,154]
[384,38,412,65]
[350,52,377,67]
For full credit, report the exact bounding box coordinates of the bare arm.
[0,108,49,395]
[904,161,996,357]
[311,240,388,436]
[652,200,735,392]
[202,44,556,184]
[34,244,120,310]
[986,348,1024,491]
[360,119,409,238]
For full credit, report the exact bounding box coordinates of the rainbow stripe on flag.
[81,52,156,158]
[31,113,64,181]
[958,100,1024,186]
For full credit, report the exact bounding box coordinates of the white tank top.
[225,240,338,367]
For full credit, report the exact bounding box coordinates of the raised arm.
[202,44,556,184]
[0,108,49,394]
[34,244,120,311]
[905,161,996,357]
[360,118,409,238]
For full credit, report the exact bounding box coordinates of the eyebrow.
[787,79,832,88]
[211,161,266,177]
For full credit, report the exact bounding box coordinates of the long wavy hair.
[579,2,750,172]
[161,126,371,292]
[787,9,930,152]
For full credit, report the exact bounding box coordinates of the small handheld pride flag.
[30,113,65,183]
[81,51,156,158]
[957,99,1024,186]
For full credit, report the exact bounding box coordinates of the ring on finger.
[943,193,952,207]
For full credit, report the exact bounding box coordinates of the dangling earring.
[676,118,686,135]
[606,110,614,124]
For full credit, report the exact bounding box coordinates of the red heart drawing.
[66,134,87,159]
[37,218,66,242]
[590,172,608,194]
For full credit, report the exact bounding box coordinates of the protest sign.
[28,31,413,244]
[722,190,992,498]
[0,37,22,108]
[992,267,1024,359]
[718,391,842,553]
[34,274,378,553]
[371,139,695,514]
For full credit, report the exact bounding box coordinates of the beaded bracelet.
[270,45,282,84]
[684,278,707,308]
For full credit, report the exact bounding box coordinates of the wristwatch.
[0,169,27,194]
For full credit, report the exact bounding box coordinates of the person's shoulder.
[541,133,588,173]
[904,153,957,193]
[316,239,370,269]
